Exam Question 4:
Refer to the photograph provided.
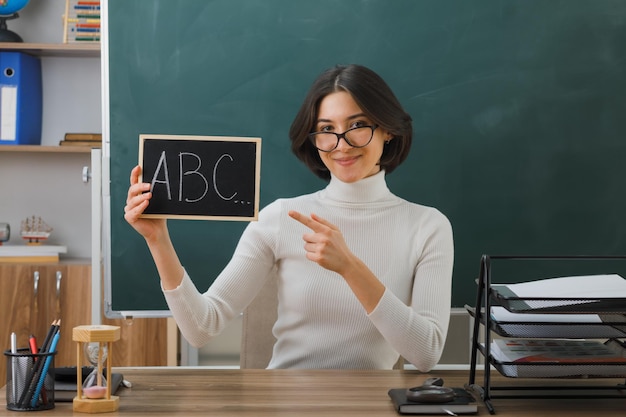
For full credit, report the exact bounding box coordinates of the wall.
[0,153,92,257]
[0,0,100,258]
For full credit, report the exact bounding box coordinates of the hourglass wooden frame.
[72,325,121,413]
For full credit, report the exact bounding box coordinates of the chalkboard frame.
[138,134,261,221]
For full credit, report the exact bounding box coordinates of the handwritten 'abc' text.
[149,151,237,203]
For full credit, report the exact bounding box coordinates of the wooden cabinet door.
[1,261,168,380]
[53,264,91,367]
[23,264,85,368]
[103,315,168,367]
[0,264,40,384]
[30,265,64,356]
[0,263,92,379]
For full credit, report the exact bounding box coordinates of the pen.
[10,332,17,403]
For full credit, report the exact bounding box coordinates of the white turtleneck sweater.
[163,170,454,370]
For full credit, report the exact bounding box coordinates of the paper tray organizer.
[465,255,626,414]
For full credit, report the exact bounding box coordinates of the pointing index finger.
[289,210,321,231]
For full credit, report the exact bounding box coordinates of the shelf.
[0,145,95,154]
[466,306,626,339]
[0,257,91,266]
[0,44,100,153]
[491,284,626,314]
[0,42,100,58]
[476,342,626,379]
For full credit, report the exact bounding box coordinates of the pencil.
[30,330,61,407]
[18,320,60,408]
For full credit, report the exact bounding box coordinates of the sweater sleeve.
[161,202,280,348]
[367,208,454,372]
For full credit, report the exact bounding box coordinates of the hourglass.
[83,342,108,398]
[72,325,120,413]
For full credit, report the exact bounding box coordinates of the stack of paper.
[0,245,67,263]
[487,339,626,377]
[491,339,626,363]
[489,306,626,338]
[492,274,626,312]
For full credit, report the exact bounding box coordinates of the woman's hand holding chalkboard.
[124,165,167,242]
[124,165,184,290]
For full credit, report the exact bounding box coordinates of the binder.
[0,51,43,145]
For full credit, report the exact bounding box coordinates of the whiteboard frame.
[101,1,170,319]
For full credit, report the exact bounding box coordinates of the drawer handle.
[33,270,40,313]
[56,271,62,316]
[33,270,39,297]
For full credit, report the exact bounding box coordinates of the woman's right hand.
[124,165,167,242]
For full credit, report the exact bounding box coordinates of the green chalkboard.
[105,0,626,317]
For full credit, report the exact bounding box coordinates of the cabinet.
[0,42,99,259]
[466,255,626,414]
[0,41,104,382]
[0,7,171,376]
[0,261,90,383]
[0,260,169,384]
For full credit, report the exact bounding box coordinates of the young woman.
[124,64,454,370]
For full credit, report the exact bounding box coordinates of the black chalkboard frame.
[138,134,261,221]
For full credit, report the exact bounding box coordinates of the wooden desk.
[1,368,625,416]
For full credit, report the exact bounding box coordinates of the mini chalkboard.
[138,134,261,221]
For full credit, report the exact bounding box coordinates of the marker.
[28,335,38,356]
[28,334,48,404]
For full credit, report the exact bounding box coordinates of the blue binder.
[0,52,43,145]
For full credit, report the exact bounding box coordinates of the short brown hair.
[289,64,413,181]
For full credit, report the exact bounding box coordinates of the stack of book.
[63,0,101,43]
[59,133,102,147]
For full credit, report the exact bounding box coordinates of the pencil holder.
[4,347,56,411]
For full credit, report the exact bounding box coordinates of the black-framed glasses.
[308,125,378,152]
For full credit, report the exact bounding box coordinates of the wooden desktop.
[2,368,626,416]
